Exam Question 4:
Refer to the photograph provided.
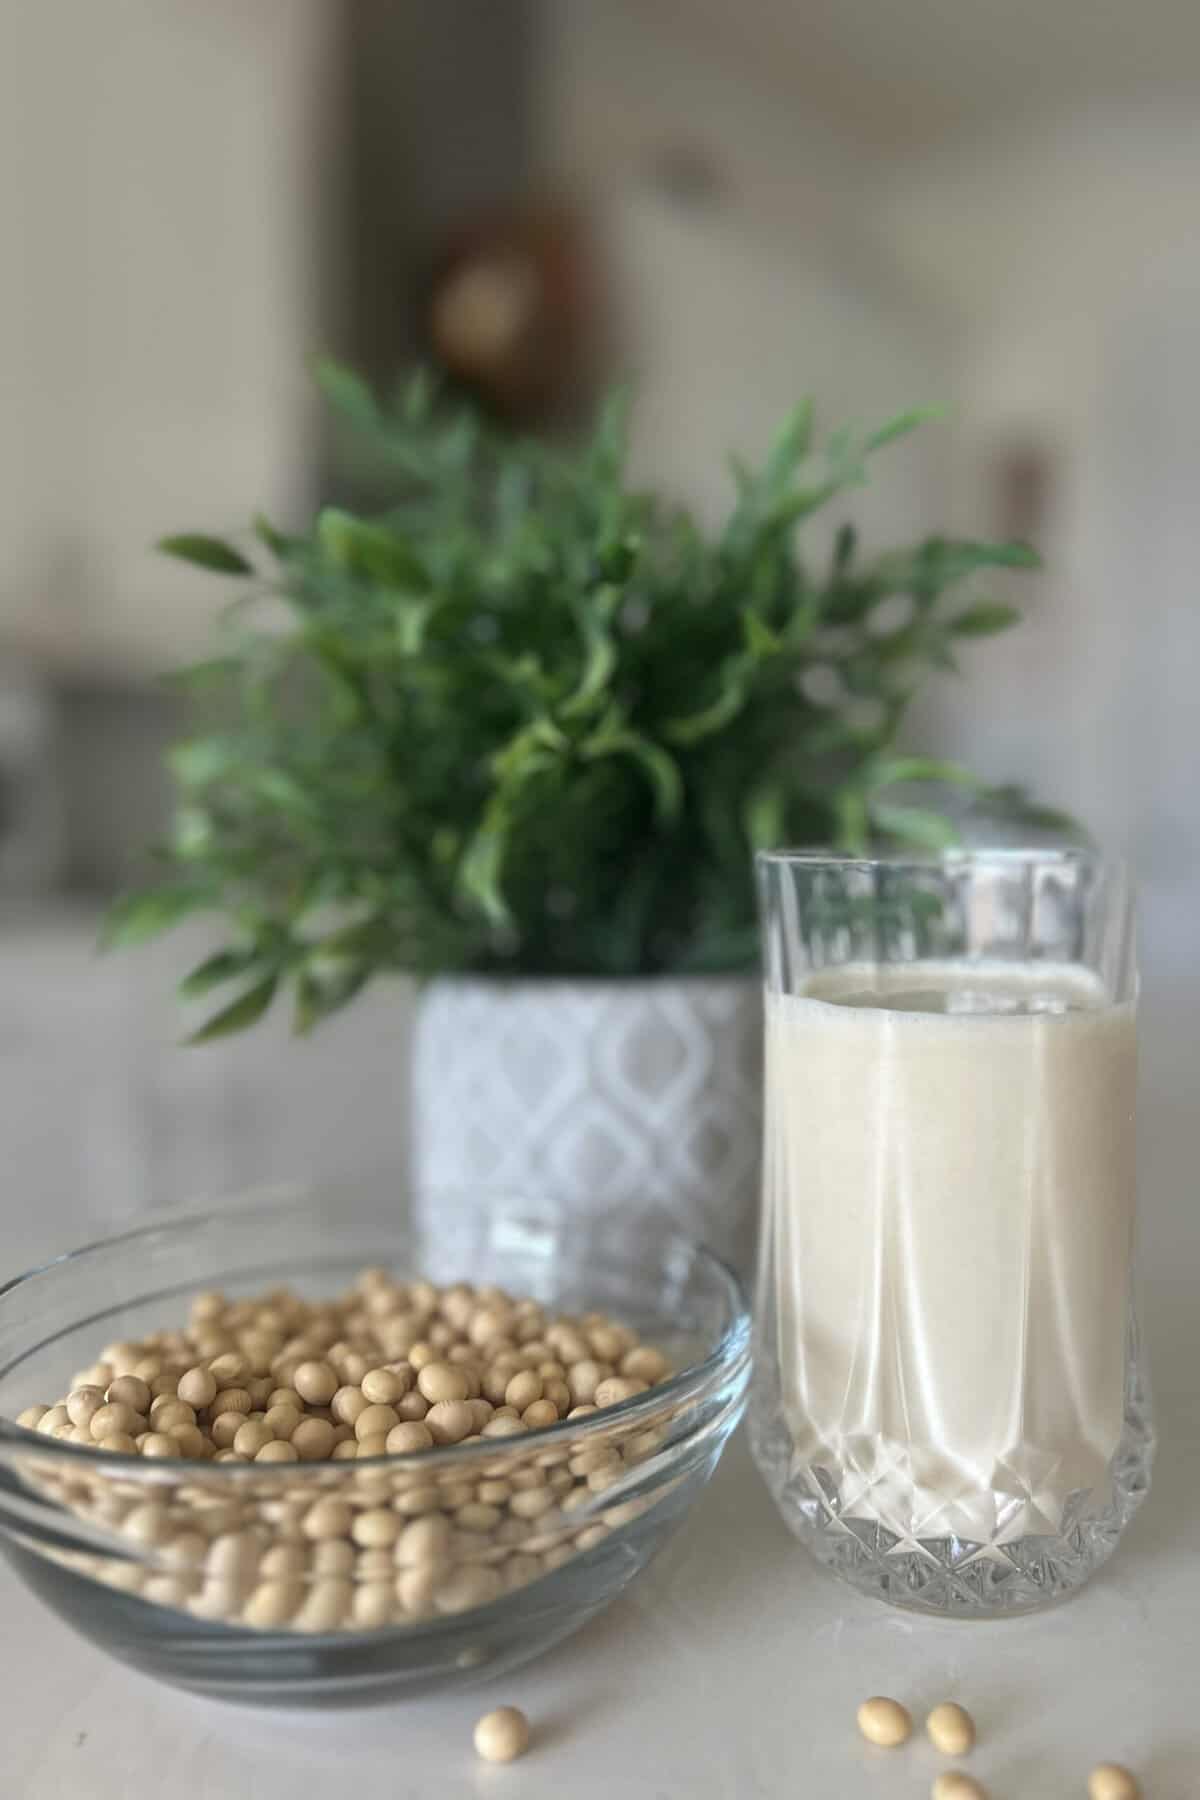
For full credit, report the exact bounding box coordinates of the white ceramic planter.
[410,976,762,1274]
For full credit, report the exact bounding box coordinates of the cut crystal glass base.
[747,1350,1155,1617]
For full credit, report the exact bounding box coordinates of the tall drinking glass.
[749,849,1153,1615]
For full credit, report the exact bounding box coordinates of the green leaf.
[158,535,253,576]
[865,756,982,791]
[580,718,682,821]
[975,784,1084,839]
[833,789,870,854]
[869,801,961,850]
[179,947,262,997]
[763,398,815,488]
[760,479,844,535]
[171,805,215,859]
[665,604,783,747]
[187,974,279,1043]
[168,737,242,787]
[947,602,1022,637]
[743,780,787,851]
[159,656,241,692]
[489,716,566,783]
[967,541,1039,569]
[250,768,322,820]
[661,671,749,747]
[927,539,1039,577]
[458,804,513,927]
[292,967,322,1035]
[823,425,868,489]
[561,596,618,720]
[293,960,371,1034]
[871,539,1039,596]
[623,735,683,822]
[587,387,631,483]
[394,596,435,656]
[598,531,639,584]
[822,578,889,626]
[863,406,942,453]
[483,651,553,706]
[727,451,754,499]
[252,513,295,558]
[399,366,436,426]
[741,608,782,656]
[312,355,379,426]
[315,916,397,960]
[800,714,869,756]
[299,629,369,722]
[100,886,213,949]
[315,509,427,588]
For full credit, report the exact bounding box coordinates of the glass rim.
[0,1185,752,1481]
[756,845,1116,873]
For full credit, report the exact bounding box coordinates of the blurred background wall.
[1,0,1198,1268]
[0,0,339,890]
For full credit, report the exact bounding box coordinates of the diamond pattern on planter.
[614,1007,691,1102]
[411,976,762,1272]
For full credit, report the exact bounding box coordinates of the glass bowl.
[0,1186,750,1705]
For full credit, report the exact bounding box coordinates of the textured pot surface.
[410,976,762,1270]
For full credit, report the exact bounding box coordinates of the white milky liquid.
[763,962,1136,1543]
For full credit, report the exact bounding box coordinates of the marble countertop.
[2,912,1198,1797]
[5,1420,1198,1799]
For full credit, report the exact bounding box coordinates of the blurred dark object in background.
[989,439,1056,550]
[426,202,600,426]
[343,0,537,396]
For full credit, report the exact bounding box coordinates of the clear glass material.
[749,849,1153,1616]
[0,1186,749,1703]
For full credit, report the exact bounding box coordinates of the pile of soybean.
[11,1270,673,1632]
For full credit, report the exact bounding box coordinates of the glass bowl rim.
[0,1184,752,1483]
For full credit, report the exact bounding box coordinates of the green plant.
[106,364,1065,1037]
